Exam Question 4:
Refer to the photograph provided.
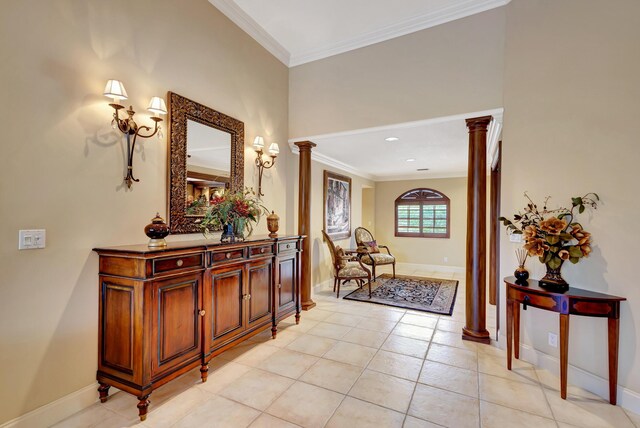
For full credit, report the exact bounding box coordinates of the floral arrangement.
[500,193,599,273]
[199,188,267,238]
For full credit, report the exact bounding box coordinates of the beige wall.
[501,0,640,395]
[0,0,289,423]
[289,8,505,138]
[375,178,467,268]
[361,187,376,235]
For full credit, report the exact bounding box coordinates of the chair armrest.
[378,245,393,256]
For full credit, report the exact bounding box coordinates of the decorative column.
[462,116,492,344]
[294,141,316,310]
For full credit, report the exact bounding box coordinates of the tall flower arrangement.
[500,193,599,287]
[199,188,267,238]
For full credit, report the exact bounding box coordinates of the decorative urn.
[267,211,279,237]
[144,213,169,247]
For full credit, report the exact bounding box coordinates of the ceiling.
[289,109,503,181]
[209,0,509,66]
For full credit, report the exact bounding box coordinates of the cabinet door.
[150,274,201,379]
[209,264,245,348]
[246,259,273,330]
[277,255,297,315]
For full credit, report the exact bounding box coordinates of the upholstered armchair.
[354,227,396,279]
[322,230,372,298]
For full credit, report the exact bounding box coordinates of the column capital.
[294,141,317,151]
[465,115,493,133]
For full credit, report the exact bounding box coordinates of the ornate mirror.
[167,92,244,233]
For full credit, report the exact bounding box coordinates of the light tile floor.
[54,269,639,428]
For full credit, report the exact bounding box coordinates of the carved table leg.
[97,383,111,403]
[514,301,520,360]
[137,395,150,421]
[560,314,570,400]
[200,363,209,383]
[608,317,620,405]
[506,297,513,370]
[271,324,278,339]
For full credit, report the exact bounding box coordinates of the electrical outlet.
[444,256,448,263]
[548,332,558,348]
[509,233,523,243]
[18,229,46,250]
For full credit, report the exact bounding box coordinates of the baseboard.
[395,262,465,274]
[0,383,101,428]
[496,334,640,414]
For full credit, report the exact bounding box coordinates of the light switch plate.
[19,229,46,250]
[509,233,523,243]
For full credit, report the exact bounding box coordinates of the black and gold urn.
[144,213,169,247]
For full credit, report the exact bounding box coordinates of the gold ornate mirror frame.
[167,92,244,234]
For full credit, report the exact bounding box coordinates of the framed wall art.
[323,170,352,240]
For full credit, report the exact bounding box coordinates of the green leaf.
[548,257,562,269]
[559,233,573,241]
[513,230,522,234]
[570,257,580,264]
[579,205,585,214]
[546,235,560,245]
[572,197,582,206]
[543,252,552,263]
[569,246,583,258]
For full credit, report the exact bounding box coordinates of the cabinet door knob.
[199,309,206,316]
[226,253,231,259]
[176,259,184,267]
[260,248,265,253]
[286,244,291,249]
[278,283,282,289]
[242,294,252,300]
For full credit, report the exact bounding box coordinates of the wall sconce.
[103,79,166,188]
[253,136,279,197]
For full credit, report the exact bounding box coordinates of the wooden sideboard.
[93,235,303,420]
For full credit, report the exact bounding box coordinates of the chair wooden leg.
[372,265,376,279]
[333,278,337,292]
[336,279,341,298]
[392,263,396,278]
[368,277,372,297]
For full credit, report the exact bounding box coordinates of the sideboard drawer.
[153,254,204,275]
[278,241,298,253]
[249,244,273,258]
[210,249,245,265]
[511,289,561,312]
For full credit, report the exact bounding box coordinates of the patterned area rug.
[343,273,458,315]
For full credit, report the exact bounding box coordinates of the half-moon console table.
[94,235,303,420]
[504,277,626,404]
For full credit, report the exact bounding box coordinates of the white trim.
[496,336,640,415]
[396,262,465,274]
[0,383,101,428]
[289,0,511,66]
[208,0,290,66]
[289,108,504,182]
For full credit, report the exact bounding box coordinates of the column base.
[462,327,491,344]
[301,300,316,310]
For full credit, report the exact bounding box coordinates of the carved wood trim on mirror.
[167,92,244,234]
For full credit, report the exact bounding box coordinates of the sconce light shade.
[268,143,280,156]
[147,96,167,116]
[103,80,128,102]
[253,136,265,151]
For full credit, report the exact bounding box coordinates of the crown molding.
[289,0,511,66]
[208,0,290,66]
[488,111,503,169]
[289,143,376,181]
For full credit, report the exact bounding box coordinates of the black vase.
[220,223,236,243]
[514,266,529,285]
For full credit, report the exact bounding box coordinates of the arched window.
[395,188,450,238]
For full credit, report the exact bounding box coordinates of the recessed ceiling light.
[406,158,416,162]
[385,137,399,142]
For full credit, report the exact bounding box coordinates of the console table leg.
[608,317,620,405]
[560,314,569,400]
[271,324,278,339]
[137,395,150,421]
[97,383,110,403]
[295,311,300,325]
[506,298,513,370]
[514,302,520,360]
[200,363,209,383]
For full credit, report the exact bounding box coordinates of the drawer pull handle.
[286,244,291,249]
[260,248,265,254]
[242,294,252,300]
[199,310,206,316]
[523,295,530,311]
[226,253,231,259]
[278,283,282,289]
[176,259,184,267]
